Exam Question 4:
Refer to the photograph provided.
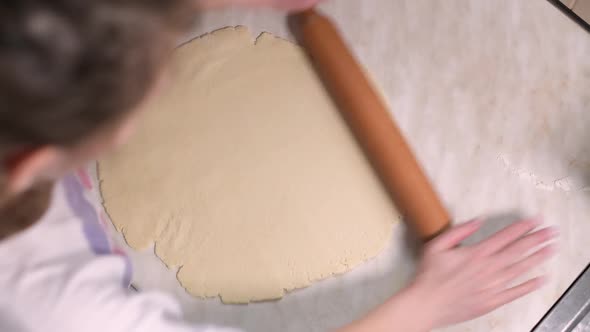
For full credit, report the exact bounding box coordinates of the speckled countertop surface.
[95,1,590,331]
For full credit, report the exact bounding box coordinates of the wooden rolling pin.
[288,9,450,241]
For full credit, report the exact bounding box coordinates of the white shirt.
[0,172,240,332]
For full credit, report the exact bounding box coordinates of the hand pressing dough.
[99,26,399,303]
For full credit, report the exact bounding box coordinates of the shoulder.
[0,175,127,330]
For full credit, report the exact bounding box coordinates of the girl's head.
[0,0,194,196]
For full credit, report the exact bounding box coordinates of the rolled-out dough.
[99,27,398,303]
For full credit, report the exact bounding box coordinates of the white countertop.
[97,0,590,331]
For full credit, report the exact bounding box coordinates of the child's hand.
[339,218,557,332]
[408,218,557,329]
[196,0,321,10]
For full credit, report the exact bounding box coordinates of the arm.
[339,286,431,332]
[1,240,241,332]
[339,218,557,332]
[0,176,240,332]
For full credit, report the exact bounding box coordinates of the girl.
[0,1,557,331]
